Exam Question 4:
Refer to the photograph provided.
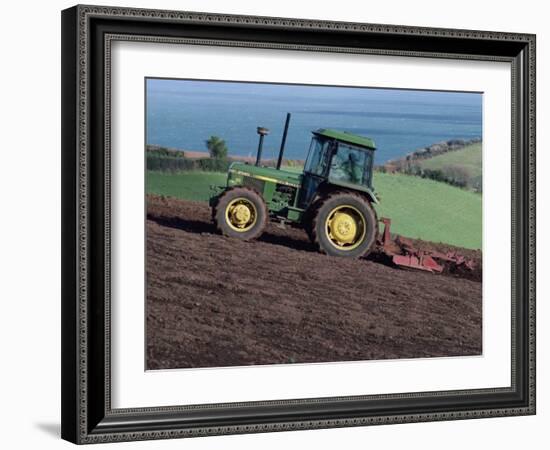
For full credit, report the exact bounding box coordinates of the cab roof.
[313,128,376,150]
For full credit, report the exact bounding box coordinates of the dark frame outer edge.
[61,5,79,444]
[60,4,536,444]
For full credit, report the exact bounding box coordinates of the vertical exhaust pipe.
[276,113,291,170]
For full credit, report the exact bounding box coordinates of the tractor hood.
[228,162,302,188]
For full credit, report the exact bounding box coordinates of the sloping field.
[373,173,481,249]
[147,170,482,249]
[417,142,482,178]
[146,195,482,370]
[147,171,225,202]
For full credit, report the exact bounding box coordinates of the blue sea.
[146,79,482,164]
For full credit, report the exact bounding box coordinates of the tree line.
[146,136,230,172]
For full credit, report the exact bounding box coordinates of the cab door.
[298,137,333,208]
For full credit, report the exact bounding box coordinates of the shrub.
[146,145,185,158]
[206,136,228,160]
[421,168,446,183]
[196,158,230,172]
[440,165,472,189]
[470,175,483,193]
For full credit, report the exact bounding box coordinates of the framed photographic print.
[61,4,536,444]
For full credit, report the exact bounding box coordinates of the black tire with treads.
[310,192,378,258]
[213,187,268,240]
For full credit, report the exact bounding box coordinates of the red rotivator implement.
[378,218,476,274]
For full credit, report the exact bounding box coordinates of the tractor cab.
[300,129,377,208]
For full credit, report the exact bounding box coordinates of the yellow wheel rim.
[325,205,366,251]
[225,197,258,232]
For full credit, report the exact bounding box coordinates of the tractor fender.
[313,182,379,206]
[364,189,379,204]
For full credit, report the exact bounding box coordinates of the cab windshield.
[304,137,331,176]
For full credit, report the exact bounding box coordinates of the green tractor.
[209,115,380,258]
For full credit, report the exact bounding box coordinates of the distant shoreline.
[146,144,305,166]
[383,137,482,170]
[147,137,481,168]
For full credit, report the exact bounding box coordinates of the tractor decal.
[229,169,301,188]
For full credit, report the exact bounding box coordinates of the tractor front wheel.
[311,192,377,258]
[213,187,268,240]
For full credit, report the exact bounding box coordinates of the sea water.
[146,79,482,164]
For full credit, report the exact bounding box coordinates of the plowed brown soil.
[146,195,482,370]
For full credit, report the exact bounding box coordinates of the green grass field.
[147,170,482,249]
[417,142,482,178]
[147,171,226,203]
[373,173,481,249]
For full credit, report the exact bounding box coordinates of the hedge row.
[376,164,482,192]
[147,154,230,172]
[146,145,186,158]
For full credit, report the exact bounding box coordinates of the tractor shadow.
[147,213,318,254]
[147,213,215,234]
[364,249,395,267]
[259,229,318,253]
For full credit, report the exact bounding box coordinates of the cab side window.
[329,144,366,184]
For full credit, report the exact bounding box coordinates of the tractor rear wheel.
[213,187,268,240]
[311,192,377,258]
